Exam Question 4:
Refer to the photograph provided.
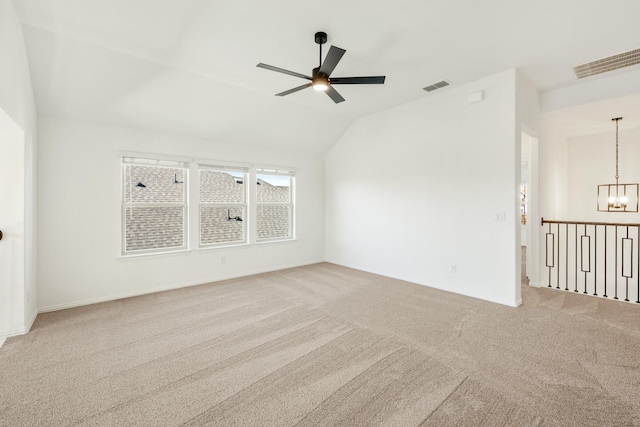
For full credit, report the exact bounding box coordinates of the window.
[120,156,295,255]
[199,164,248,247]
[122,156,188,255]
[256,168,295,241]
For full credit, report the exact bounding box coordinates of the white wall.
[539,124,569,222]
[566,128,640,222]
[539,69,640,229]
[0,0,38,341]
[541,68,640,114]
[535,127,640,298]
[325,69,522,307]
[37,116,325,311]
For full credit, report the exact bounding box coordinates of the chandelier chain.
[613,117,622,183]
[616,119,619,181]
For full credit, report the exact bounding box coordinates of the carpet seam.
[418,375,469,426]
[293,348,414,426]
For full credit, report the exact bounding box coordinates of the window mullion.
[249,167,257,244]
[187,162,197,251]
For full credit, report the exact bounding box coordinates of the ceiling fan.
[257,32,385,104]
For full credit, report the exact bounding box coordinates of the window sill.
[256,238,297,245]
[198,242,250,251]
[118,249,192,259]
[117,239,297,259]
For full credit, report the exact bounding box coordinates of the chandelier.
[597,117,638,212]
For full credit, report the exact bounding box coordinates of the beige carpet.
[1,262,639,426]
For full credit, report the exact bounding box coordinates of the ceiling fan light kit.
[257,31,386,103]
[312,74,329,91]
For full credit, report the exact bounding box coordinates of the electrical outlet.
[221,256,226,264]
[495,212,506,222]
[450,264,457,273]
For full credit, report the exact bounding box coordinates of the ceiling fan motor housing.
[311,67,328,79]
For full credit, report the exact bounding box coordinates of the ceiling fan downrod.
[315,31,327,68]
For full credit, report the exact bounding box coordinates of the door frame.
[0,108,26,345]
[521,130,540,287]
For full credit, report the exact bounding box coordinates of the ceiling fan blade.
[330,76,386,85]
[319,46,346,77]
[275,83,312,97]
[256,63,312,80]
[325,85,345,104]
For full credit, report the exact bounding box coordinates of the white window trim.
[196,158,251,170]
[255,164,298,174]
[118,248,193,259]
[119,150,192,164]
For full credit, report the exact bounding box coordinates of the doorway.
[521,161,528,283]
[0,108,26,344]
[521,131,539,287]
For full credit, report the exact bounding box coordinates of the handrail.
[541,217,640,227]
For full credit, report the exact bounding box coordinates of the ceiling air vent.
[573,48,640,79]
[423,80,451,92]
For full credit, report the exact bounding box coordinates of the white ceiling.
[544,93,640,139]
[13,0,640,154]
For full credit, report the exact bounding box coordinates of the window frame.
[198,163,250,248]
[120,155,190,257]
[256,167,296,243]
[118,154,298,258]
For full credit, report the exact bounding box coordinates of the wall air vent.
[573,48,640,79]
[423,80,451,92]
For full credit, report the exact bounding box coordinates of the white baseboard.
[38,259,325,313]
[0,310,37,345]
[326,259,522,308]
[25,308,37,332]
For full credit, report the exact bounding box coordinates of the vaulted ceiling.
[13,0,640,153]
